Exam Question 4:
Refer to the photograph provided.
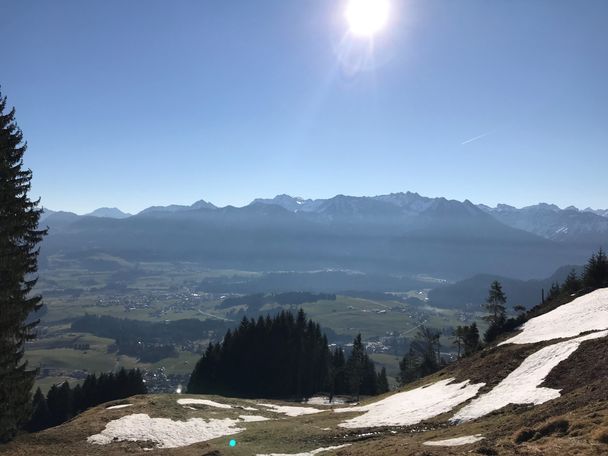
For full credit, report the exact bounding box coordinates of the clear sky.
[1,0,607,214]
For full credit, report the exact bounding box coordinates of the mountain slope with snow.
[6,288,608,455]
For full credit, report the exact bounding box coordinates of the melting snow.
[240,406,259,411]
[453,331,608,422]
[256,444,351,456]
[106,404,133,410]
[257,403,324,417]
[239,415,271,422]
[177,398,232,409]
[306,396,346,405]
[336,378,484,428]
[501,288,608,345]
[423,434,485,446]
[87,413,242,448]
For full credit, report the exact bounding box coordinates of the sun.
[345,0,391,37]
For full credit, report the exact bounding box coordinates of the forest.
[188,309,388,400]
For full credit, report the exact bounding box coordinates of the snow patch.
[423,434,485,446]
[336,378,484,428]
[500,288,608,345]
[240,406,258,411]
[256,444,351,456]
[239,415,271,422]
[177,398,232,409]
[106,404,133,410]
[306,396,346,405]
[257,403,324,417]
[87,413,242,448]
[453,331,608,422]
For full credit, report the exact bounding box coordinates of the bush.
[592,427,608,444]
[514,428,535,443]
[536,418,569,438]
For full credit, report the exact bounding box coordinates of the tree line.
[188,309,388,400]
[27,368,146,432]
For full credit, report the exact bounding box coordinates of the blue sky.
[1,0,607,214]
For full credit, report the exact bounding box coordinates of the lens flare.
[345,0,390,37]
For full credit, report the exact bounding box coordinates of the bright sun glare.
[345,0,390,37]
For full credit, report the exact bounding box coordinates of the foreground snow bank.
[87,413,242,448]
[257,403,324,417]
[501,288,608,345]
[256,444,351,456]
[336,378,484,428]
[453,330,608,422]
[423,434,485,446]
[177,398,232,409]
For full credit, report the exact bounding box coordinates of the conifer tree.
[346,334,366,400]
[26,388,51,432]
[583,248,608,290]
[563,268,581,294]
[0,91,47,442]
[463,322,480,356]
[453,326,464,358]
[483,281,507,342]
[376,367,389,394]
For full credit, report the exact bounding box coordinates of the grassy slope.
[6,332,608,455]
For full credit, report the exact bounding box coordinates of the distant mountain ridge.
[86,207,132,219]
[39,192,604,281]
[51,192,608,226]
[478,202,608,244]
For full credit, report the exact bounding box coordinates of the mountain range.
[40,192,607,280]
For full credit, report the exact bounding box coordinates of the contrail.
[461,130,495,145]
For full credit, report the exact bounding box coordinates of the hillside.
[427,264,585,310]
[4,288,608,455]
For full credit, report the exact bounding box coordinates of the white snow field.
[452,330,608,422]
[423,434,485,446]
[500,287,608,345]
[257,403,324,417]
[177,398,232,409]
[305,396,346,405]
[336,378,484,428]
[87,413,242,448]
[239,415,271,422]
[256,444,351,456]
[105,404,133,410]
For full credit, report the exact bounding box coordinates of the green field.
[28,260,484,392]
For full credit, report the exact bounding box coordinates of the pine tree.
[483,281,507,342]
[463,322,480,356]
[563,268,581,294]
[483,281,507,324]
[583,248,608,290]
[376,367,389,394]
[0,91,47,442]
[453,326,464,358]
[46,382,72,426]
[397,347,418,386]
[346,334,366,400]
[26,388,51,432]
